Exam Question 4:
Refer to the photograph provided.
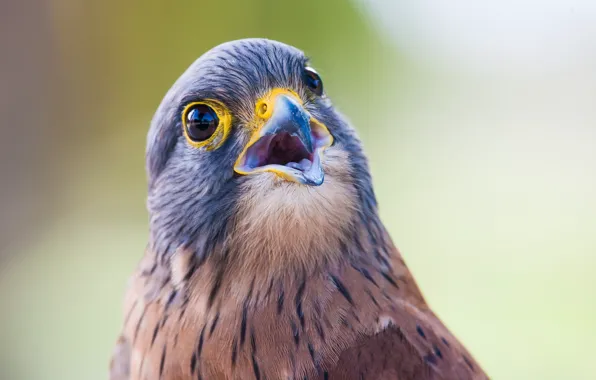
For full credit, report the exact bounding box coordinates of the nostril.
[255,100,270,119]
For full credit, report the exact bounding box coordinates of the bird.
[110,38,488,380]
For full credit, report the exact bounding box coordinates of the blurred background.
[1,0,595,379]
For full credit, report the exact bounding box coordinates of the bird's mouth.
[234,89,333,186]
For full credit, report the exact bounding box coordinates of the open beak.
[234,89,333,186]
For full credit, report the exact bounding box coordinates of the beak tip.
[304,176,324,186]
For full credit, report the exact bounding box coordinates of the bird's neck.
[164,203,393,316]
[146,191,403,322]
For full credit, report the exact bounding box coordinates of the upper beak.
[264,94,314,153]
[234,90,333,186]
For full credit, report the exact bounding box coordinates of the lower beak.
[234,91,333,186]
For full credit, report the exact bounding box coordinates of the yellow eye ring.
[182,99,232,151]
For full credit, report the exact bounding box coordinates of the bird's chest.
[128,296,363,380]
[123,255,402,379]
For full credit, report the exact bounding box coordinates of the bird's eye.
[303,67,323,96]
[184,104,219,142]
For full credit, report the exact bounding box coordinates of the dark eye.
[185,104,219,142]
[303,67,323,96]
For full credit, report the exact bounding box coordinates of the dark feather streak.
[165,289,178,309]
[416,324,426,339]
[308,342,316,363]
[141,261,157,277]
[240,304,248,347]
[330,275,354,305]
[433,345,443,359]
[190,353,197,374]
[133,306,147,343]
[160,314,169,329]
[380,271,399,289]
[423,353,437,366]
[209,312,220,337]
[159,275,171,291]
[151,322,160,347]
[463,355,475,371]
[198,325,206,356]
[251,329,257,353]
[365,288,380,309]
[123,299,138,327]
[159,346,167,378]
[295,279,306,327]
[231,337,238,367]
[252,354,261,380]
[277,288,285,314]
[266,278,275,297]
[352,264,378,287]
[207,269,224,310]
[290,320,300,346]
[181,256,198,282]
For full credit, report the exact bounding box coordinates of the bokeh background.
[1,0,595,379]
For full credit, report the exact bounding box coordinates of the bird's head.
[147,39,378,273]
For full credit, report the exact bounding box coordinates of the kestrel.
[110,39,488,380]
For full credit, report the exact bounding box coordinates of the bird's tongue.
[262,132,323,184]
[300,149,324,185]
[286,159,312,171]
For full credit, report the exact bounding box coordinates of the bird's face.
[179,78,334,187]
[147,39,375,263]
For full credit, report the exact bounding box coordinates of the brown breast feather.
[110,235,488,380]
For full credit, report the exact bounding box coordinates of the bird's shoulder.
[322,244,488,380]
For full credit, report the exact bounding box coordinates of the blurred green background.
[1,0,595,379]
